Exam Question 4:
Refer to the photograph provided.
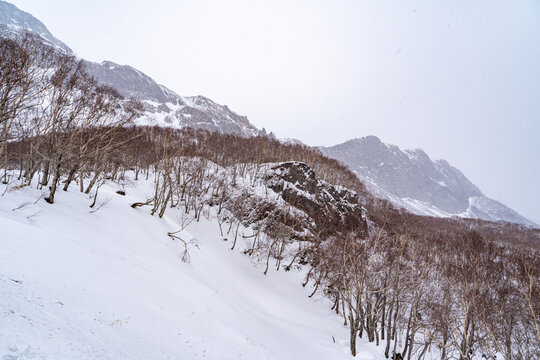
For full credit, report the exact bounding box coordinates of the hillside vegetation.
[1,32,539,360]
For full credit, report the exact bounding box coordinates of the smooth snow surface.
[0,176,381,359]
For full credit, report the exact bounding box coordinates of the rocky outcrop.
[85,61,178,104]
[265,162,367,239]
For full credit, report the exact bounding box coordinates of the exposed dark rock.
[265,162,367,239]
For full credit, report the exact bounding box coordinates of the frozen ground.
[0,174,381,360]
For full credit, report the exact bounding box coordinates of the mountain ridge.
[320,136,536,227]
[0,0,71,52]
[0,0,262,138]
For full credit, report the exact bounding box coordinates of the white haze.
[10,0,540,224]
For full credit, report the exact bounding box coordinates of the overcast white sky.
[10,0,540,224]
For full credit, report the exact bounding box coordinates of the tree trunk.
[63,163,78,191]
[79,169,84,192]
[40,160,50,186]
[85,170,100,194]
[45,157,62,204]
[349,306,358,357]
[385,301,394,358]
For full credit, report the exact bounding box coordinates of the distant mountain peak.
[363,135,382,142]
[321,137,536,227]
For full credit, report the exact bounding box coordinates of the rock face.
[0,1,71,53]
[0,1,262,138]
[85,61,261,137]
[265,162,368,238]
[321,136,536,227]
[85,61,177,104]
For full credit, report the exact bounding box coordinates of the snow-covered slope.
[0,1,262,137]
[0,176,380,360]
[321,136,536,227]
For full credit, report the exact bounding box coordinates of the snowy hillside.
[0,174,381,360]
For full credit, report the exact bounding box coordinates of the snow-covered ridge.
[85,61,262,137]
[132,95,260,137]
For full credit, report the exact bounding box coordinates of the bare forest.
[1,33,539,360]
